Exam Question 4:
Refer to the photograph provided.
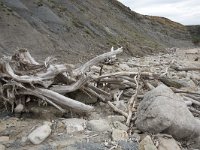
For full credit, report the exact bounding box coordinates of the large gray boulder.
[136,84,200,140]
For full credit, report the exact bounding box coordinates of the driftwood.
[2,46,200,129]
[0,47,124,113]
[126,75,140,126]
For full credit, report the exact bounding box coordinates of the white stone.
[14,104,24,113]
[28,124,51,144]
[112,129,129,141]
[0,144,5,150]
[87,119,111,132]
[0,136,9,142]
[62,118,87,133]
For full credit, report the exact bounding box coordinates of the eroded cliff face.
[0,0,193,63]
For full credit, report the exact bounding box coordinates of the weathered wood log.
[34,88,94,112]
[19,90,65,113]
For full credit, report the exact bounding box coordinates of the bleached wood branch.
[73,47,123,76]
[13,49,39,65]
[34,88,94,112]
[19,90,65,113]
[50,75,91,94]
[126,75,140,126]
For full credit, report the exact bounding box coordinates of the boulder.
[136,84,200,140]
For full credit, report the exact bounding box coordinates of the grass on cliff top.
[192,35,200,45]
[147,16,185,30]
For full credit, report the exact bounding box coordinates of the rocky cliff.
[0,0,194,63]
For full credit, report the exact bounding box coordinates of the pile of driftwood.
[0,48,125,113]
[1,47,200,127]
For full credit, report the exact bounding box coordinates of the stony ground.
[1,48,200,150]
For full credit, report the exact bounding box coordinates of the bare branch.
[50,75,91,94]
[126,75,140,126]
[73,47,123,76]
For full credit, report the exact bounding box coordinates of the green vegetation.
[192,36,200,44]
[187,25,200,45]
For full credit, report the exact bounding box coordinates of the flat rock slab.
[136,84,200,140]
[87,119,111,132]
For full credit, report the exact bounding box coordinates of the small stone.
[87,119,111,132]
[107,115,126,123]
[103,65,113,70]
[0,144,5,150]
[112,129,129,141]
[123,88,135,97]
[28,123,51,144]
[62,118,87,133]
[99,102,106,107]
[131,133,141,142]
[0,136,9,142]
[139,135,157,150]
[113,100,127,112]
[119,63,130,71]
[90,66,101,73]
[14,104,24,113]
[112,121,129,131]
[158,137,181,150]
[176,71,186,78]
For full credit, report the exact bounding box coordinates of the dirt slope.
[0,0,193,63]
